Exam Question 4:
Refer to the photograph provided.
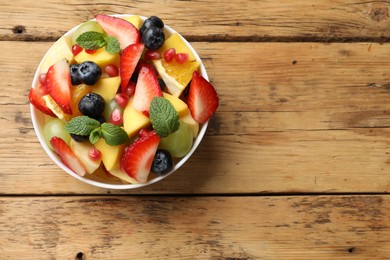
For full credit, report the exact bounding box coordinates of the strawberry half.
[120,43,144,91]
[96,14,140,50]
[120,131,160,183]
[28,88,56,117]
[187,71,219,124]
[46,59,72,115]
[132,63,162,113]
[50,137,87,176]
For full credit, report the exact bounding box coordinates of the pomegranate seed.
[110,108,123,126]
[144,50,161,60]
[142,111,150,118]
[122,81,136,96]
[175,53,189,64]
[39,73,47,85]
[85,49,97,54]
[114,93,129,109]
[105,64,119,77]
[164,48,176,63]
[88,148,102,161]
[139,128,153,138]
[72,44,83,56]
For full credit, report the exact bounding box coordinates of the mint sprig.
[65,116,128,146]
[65,116,100,136]
[149,97,180,138]
[101,123,129,146]
[76,31,120,54]
[106,36,120,54]
[76,31,107,50]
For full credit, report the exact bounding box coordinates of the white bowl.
[30,14,209,189]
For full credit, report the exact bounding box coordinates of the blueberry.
[70,133,89,142]
[142,26,165,50]
[77,61,102,85]
[158,78,166,91]
[70,64,82,85]
[140,16,164,35]
[151,149,174,176]
[78,93,105,119]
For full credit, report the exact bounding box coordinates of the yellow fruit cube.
[162,92,188,116]
[180,109,199,138]
[159,33,196,61]
[123,97,151,138]
[40,36,74,74]
[123,15,142,29]
[94,138,124,171]
[74,47,120,68]
[108,166,139,184]
[70,139,101,174]
[92,77,121,103]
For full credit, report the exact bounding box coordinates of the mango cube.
[123,15,142,29]
[40,36,74,74]
[94,138,124,171]
[92,77,121,103]
[123,98,151,138]
[74,47,120,68]
[163,92,188,116]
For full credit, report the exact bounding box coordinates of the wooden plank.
[1,195,389,259]
[3,0,390,41]
[1,41,389,194]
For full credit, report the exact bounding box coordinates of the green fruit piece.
[71,21,104,45]
[44,118,71,150]
[102,99,121,122]
[158,121,193,158]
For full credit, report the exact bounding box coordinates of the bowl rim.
[30,14,209,190]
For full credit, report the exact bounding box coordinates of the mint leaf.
[65,116,100,136]
[101,123,128,146]
[89,128,102,144]
[76,31,107,50]
[149,97,180,138]
[105,36,120,54]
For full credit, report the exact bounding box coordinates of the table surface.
[1,0,390,259]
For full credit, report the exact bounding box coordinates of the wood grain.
[1,195,389,259]
[3,0,390,41]
[1,40,389,194]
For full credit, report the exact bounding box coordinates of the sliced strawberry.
[28,88,56,117]
[37,83,49,96]
[120,131,160,183]
[187,71,219,124]
[96,14,140,50]
[50,136,86,176]
[132,63,162,113]
[120,43,144,90]
[46,59,72,115]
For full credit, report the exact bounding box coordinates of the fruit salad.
[29,14,218,185]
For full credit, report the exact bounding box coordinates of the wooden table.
[1,0,390,259]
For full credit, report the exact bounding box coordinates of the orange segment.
[152,59,200,97]
[70,84,92,117]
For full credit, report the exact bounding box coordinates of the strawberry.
[50,136,87,176]
[120,131,160,183]
[187,71,219,124]
[120,43,144,90]
[46,59,72,115]
[132,63,162,113]
[28,88,56,117]
[96,14,140,50]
